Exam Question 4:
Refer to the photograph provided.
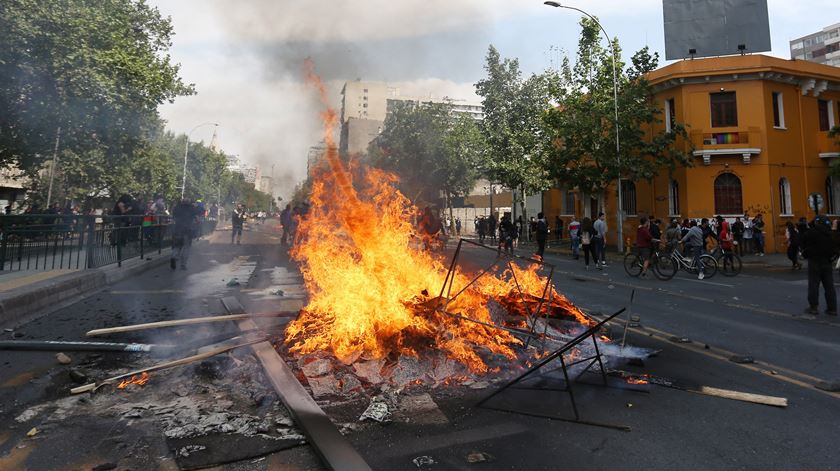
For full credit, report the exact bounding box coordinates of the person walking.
[231,204,245,245]
[568,216,581,260]
[534,212,549,259]
[498,214,515,255]
[455,218,462,237]
[802,215,838,316]
[170,198,197,270]
[280,204,293,245]
[477,217,487,243]
[785,221,802,270]
[680,220,706,280]
[732,217,745,256]
[635,217,654,278]
[488,215,497,244]
[579,217,596,269]
[593,212,608,268]
[665,219,681,253]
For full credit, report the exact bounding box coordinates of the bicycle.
[654,246,717,280]
[710,245,742,277]
[623,241,677,280]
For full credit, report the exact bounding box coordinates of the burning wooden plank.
[85,312,297,337]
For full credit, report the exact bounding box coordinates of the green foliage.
[368,100,483,204]
[543,18,692,195]
[475,46,553,194]
[0,0,195,172]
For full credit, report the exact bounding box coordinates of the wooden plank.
[85,312,297,337]
[697,386,788,407]
[221,296,371,471]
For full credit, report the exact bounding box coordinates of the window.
[772,92,785,128]
[710,92,738,127]
[714,172,743,215]
[620,180,637,216]
[779,177,792,215]
[665,98,676,132]
[669,179,680,216]
[819,99,831,131]
[827,177,840,215]
[563,191,575,215]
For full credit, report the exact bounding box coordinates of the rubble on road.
[359,396,392,423]
[56,352,72,364]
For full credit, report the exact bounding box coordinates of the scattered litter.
[607,285,615,289]
[56,352,72,365]
[271,289,285,296]
[360,397,392,423]
[669,336,691,343]
[626,403,634,408]
[413,456,436,467]
[226,278,241,287]
[729,355,754,364]
[704,344,710,350]
[732,296,740,301]
[630,315,641,322]
[3,328,13,333]
[770,370,778,375]
[26,427,39,437]
[466,451,494,463]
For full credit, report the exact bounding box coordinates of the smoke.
[151,0,541,198]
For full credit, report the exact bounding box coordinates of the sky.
[149,0,837,198]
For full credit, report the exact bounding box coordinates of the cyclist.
[636,217,655,278]
[680,220,706,280]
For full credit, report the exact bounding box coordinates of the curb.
[0,248,172,327]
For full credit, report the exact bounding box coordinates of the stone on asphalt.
[413,456,436,468]
[466,451,494,463]
[69,368,88,384]
[56,352,72,365]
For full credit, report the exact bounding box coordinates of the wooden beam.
[221,296,371,471]
[85,312,296,337]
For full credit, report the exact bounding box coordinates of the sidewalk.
[0,247,172,327]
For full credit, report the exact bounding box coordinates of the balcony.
[817,131,840,160]
[689,128,763,165]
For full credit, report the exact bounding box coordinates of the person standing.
[568,215,581,260]
[753,214,766,256]
[742,214,753,255]
[593,213,608,268]
[732,217,745,256]
[498,214,515,255]
[231,204,245,245]
[554,216,563,242]
[665,219,681,252]
[488,214,497,244]
[649,218,662,242]
[534,212,549,259]
[477,217,487,243]
[170,198,197,270]
[785,221,802,270]
[455,218,462,237]
[802,216,837,316]
[579,217,596,269]
[280,204,293,245]
[680,220,706,280]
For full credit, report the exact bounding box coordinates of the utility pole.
[46,127,62,209]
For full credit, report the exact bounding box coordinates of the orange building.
[545,55,840,253]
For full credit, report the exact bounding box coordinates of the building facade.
[543,55,840,254]
[790,23,840,68]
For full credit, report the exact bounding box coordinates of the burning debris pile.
[284,62,593,381]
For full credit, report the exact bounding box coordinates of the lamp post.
[182,122,219,200]
[544,1,624,253]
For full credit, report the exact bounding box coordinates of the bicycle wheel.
[699,254,718,278]
[624,252,643,277]
[719,253,741,277]
[653,253,677,280]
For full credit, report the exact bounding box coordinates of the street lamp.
[182,122,219,200]
[544,2,624,253]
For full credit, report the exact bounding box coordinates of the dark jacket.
[802,223,837,262]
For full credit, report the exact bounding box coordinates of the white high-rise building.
[790,23,840,67]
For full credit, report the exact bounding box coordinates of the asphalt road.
[1,223,839,470]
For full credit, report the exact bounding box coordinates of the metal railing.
[0,214,175,272]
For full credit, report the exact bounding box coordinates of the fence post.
[158,216,163,255]
[85,216,95,268]
[0,227,6,272]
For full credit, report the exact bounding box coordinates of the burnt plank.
[221,296,372,471]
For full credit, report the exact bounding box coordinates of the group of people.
[565,213,609,269]
[278,203,310,247]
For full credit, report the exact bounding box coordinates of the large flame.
[285,61,590,373]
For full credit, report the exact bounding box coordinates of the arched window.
[669,179,680,216]
[779,177,792,215]
[714,173,743,215]
[827,177,840,215]
[620,180,637,216]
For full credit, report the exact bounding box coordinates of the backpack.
[581,230,592,245]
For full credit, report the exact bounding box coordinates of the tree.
[0,0,194,174]
[475,46,553,219]
[543,18,691,198]
[368,100,483,215]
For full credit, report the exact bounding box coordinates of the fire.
[626,377,649,385]
[285,61,592,373]
[117,372,150,389]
